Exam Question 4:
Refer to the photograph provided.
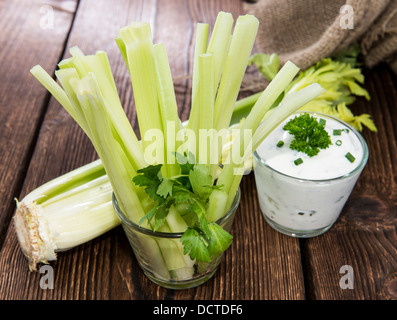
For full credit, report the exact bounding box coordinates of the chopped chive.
[333,129,342,136]
[335,139,342,146]
[277,140,284,147]
[294,158,303,166]
[343,128,350,133]
[319,118,326,126]
[345,152,356,163]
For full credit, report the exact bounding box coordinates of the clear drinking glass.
[253,113,369,238]
[112,188,240,289]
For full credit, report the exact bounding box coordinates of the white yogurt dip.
[253,112,368,237]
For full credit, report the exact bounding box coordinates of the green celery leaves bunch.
[249,49,377,132]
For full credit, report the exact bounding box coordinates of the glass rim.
[253,111,369,182]
[112,187,241,239]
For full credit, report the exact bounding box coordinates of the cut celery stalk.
[118,23,164,160]
[30,65,89,136]
[213,15,259,132]
[206,11,234,94]
[14,165,117,271]
[187,22,209,158]
[153,43,182,178]
[197,53,215,169]
[252,83,326,150]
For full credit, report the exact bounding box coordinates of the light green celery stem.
[213,15,259,132]
[118,23,164,159]
[230,91,262,125]
[29,66,88,135]
[73,74,171,278]
[39,166,109,207]
[224,83,327,211]
[153,44,193,255]
[41,175,118,249]
[216,61,300,197]
[54,68,94,141]
[206,189,228,223]
[252,83,326,151]
[22,159,105,205]
[59,49,147,171]
[206,11,234,94]
[157,216,194,276]
[72,74,144,221]
[54,68,105,164]
[153,43,182,178]
[115,36,129,72]
[162,206,195,280]
[187,23,209,159]
[197,53,217,180]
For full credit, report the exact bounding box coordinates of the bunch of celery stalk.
[15,12,324,275]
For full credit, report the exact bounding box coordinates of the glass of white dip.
[253,111,369,238]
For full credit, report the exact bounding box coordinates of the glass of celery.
[112,189,240,289]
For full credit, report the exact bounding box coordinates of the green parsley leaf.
[206,223,233,257]
[188,164,213,200]
[156,177,174,199]
[181,228,211,263]
[174,151,195,175]
[132,164,163,202]
[283,113,332,157]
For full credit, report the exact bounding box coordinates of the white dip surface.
[255,113,364,180]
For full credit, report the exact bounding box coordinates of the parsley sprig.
[132,153,232,263]
[283,113,332,157]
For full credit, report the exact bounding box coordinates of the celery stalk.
[118,23,164,161]
[153,43,182,178]
[197,53,215,169]
[206,11,234,94]
[187,22,209,158]
[14,162,117,271]
[30,66,89,136]
[213,15,259,132]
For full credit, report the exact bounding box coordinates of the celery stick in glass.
[187,22,209,158]
[118,23,164,161]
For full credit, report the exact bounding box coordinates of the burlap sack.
[244,0,397,73]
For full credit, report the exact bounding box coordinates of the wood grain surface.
[0,0,396,301]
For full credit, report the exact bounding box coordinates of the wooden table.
[0,0,396,301]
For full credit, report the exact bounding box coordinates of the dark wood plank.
[302,64,397,300]
[0,0,78,299]
[0,0,305,300]
[0,0,78,241]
